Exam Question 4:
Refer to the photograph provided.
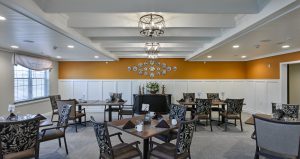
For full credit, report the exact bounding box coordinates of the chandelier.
[138,13,165,37]
[145,42,159,59]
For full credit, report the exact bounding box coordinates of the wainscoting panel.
[58,79,280,114]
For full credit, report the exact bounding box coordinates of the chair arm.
[77,108,86,113]
[40,126,64,137]
[127,141,141,149]
[109,132,124,143]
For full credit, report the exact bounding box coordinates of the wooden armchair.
[0,116,43,159]
[118,104,134,119]
[90,116,142,159]
[195,98,213,131]
[220,98,244,131]
[40,104,72,154]
[49,95,61,122]
[148,119,196,159]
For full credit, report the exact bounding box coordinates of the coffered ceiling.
[0,0,298,61]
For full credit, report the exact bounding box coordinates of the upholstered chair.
[148,118,197,159]
[49,95,61,122]
[90,116,142,159]
[206,93,220,100]
[195,98,213,131]
[183,93,195,102]
[220,99,244,131]
[40,104,72,154]
[253,115,300,159]
[282,104,300,119]
[0,116,43,159]
[153,104,187,143]
[57,99,86,132]
[118,105,134,119]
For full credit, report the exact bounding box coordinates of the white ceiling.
[0,0,298,61]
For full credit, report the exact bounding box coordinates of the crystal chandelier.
[138,13,165,37]
[145,42,159,59]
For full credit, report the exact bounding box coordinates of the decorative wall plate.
[167,66,172,72]
[149,66,155,71]
[143,62,148,66]
[162,63,166,68]
[149,60,155,65]
[162,70,167,75]
[133,66,138,71]
[173,66,177,71]
[144,67,148,71]
[138,70,143,75]
[138,63,143,68]
[128,66,131,71]
[157,67,160,71]
[150,72,155,78]
[157,72,161,76]
[144,72,148,76]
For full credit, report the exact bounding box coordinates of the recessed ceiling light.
[241,55,247,59]
[67,45,74,48]
[207,55,212,58]
[0,16,6,21]
[94,56,99,59]
[56,56,62,59]
[281,45,290,49]
[10,45,19,49]
[233,45,240,48]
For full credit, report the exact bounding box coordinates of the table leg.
[78,105,82,124]
[108,105,112,122]
[143,138,149,159]
[221,104,226,123]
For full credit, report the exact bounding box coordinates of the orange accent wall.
[59,58,246,79]
[59,51,300,79]
[246,51,300,79]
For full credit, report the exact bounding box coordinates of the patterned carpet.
[39,112,256,159]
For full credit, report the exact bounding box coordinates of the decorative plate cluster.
[128,59,177,78]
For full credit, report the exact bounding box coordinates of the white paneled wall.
[58,79,281,114]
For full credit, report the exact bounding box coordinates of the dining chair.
[40,104,72,155]
[57,99,86,132]
[195,98,213,131]
[49,95,61,122]
[220,98,244,131]
[153,104,187,143]
[253,115,300,159]
[118,104,134,119]
[0,116,43,159]
[183,93,195,102]
[90,116,142,159]
[104,93,122,121]
[148,118,197,159]
[207,93,223,118]
[282,104,300,119]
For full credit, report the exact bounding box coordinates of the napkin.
[122,120,136,129]
[155,119,170,128]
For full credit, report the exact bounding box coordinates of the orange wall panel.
[59,58,247,79]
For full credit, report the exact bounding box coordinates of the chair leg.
[210,119,213,132]
[63,136,69,155]
[205,119,208,126]
[74,119,78,132]
[58,138,61,147]
[240,118,243,132]
[225,118,228,131]
[234,119,237,126]
[51,113,54,122]
[84,115,87,127]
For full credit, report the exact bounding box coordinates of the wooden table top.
[177,100,226,106]
[0,114,52,127]
[108,116,178,139]
[244,114,272,125]
[78,100,127,106]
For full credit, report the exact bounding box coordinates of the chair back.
[111,93,122,102]
[56,99,77,118]
[225,99,244,114]
[49,95,61,110]
[271,102,280,114]
[169,104,186,121]
[254,115,300,158]
[56,103,72,127]
[0,117,42,157]
[195,98,212,115]
[282,104,299,119]
[90,116,113,156]
[207,93,219,100]
[183,93,195,101]
[175,119,196,155]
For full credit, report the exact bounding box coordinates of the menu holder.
[122,120,135,129]
[118,98,125,102]
[152,113,163,120]
[155,119,170,128]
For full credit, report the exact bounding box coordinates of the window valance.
[12,54,53,71]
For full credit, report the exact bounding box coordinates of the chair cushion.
[197,114,209,119]
[119,110,133,115]
[70,112,85,119]
[151,143,189,159]
[211,107,222,111]
[4,148,35,159]
[40,129,64,142]
[154,130,178,142]
[102,143,140,159]
[220,112,240,119]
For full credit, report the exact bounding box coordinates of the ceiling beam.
[106,47,196,52]
[68,13,236,28]
[34,0,261,14]
[100,43,204,48]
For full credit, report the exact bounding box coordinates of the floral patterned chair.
[148,118,197,159]
[220,99,244,131]
[195,98,213,131]
[40,104,72,154]
[207,93,223,117]
[282,104,299,119]
[49,95,61,122]
[90,116,142,159]
[153,104,187,143]
[0,116,43,159]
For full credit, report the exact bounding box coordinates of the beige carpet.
[39,112,256,159]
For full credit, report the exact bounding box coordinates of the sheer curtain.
[12,54,53,71]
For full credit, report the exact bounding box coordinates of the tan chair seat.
[4,148,35,159]
[220,112,240,119]
[40,129,64,142]
[102,143,140,159]
[196,114,209,119]
[69,112,85,120]
[151,143,189,159]
[119,109,133,115]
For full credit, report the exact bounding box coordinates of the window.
[14,65,49,102]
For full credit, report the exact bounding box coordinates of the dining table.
[108,116,178,159]
[0,114,52,127]
[77,100,127,122]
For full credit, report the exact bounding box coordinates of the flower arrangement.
[146,82,160,94]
